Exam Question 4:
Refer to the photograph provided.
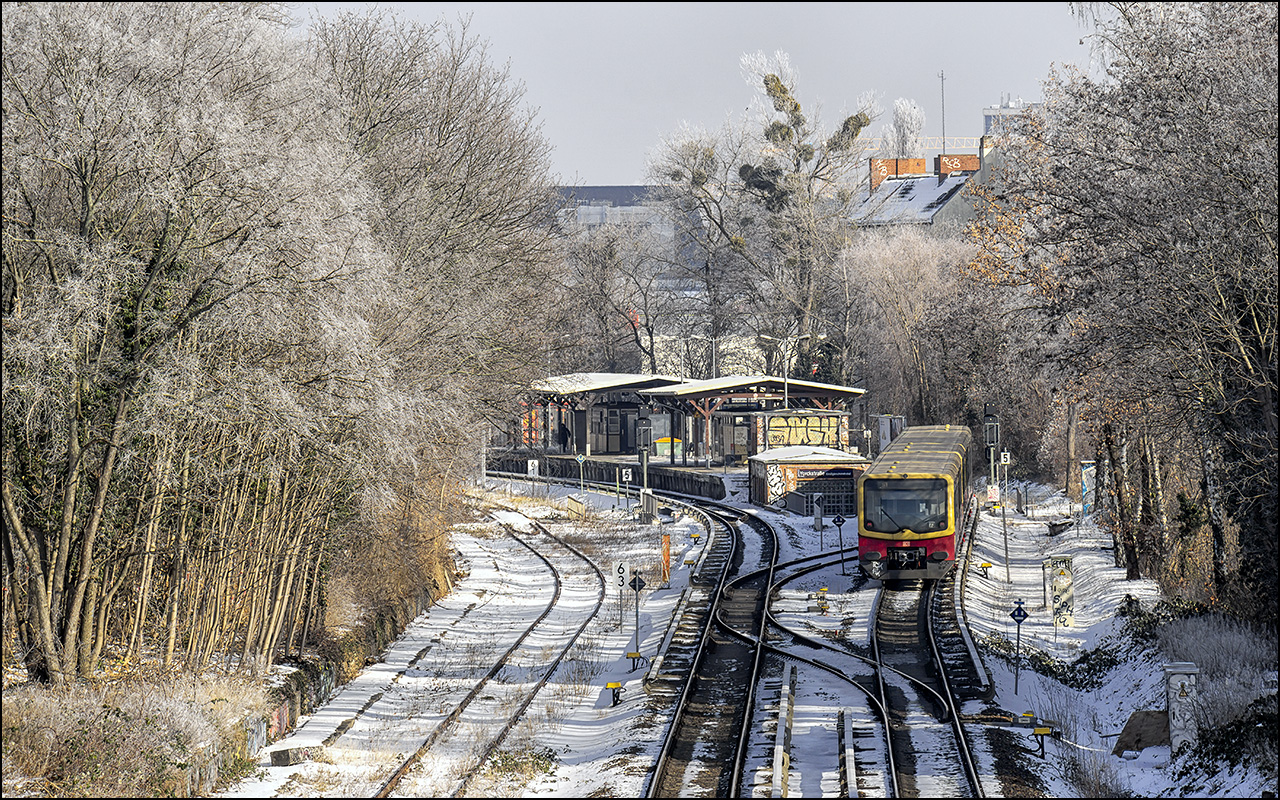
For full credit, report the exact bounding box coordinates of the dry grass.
[2,674,267,797]
[1071,750,1133,797]
[1155,613,1277,728]
[556,632,607,696]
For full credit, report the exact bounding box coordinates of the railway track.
[741,497,987,798]
[368,511,605,798]
[868,496,985,798]
[647,505,777,798]
[758,550,890,797]
[480,469,992,798]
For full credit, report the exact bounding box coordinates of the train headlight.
[862,551,882,561]
[929,551,948,561]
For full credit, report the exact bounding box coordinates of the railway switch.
[1033,726,1053,757]
[607,681,623,706]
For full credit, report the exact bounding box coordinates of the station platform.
[487,451,741,501]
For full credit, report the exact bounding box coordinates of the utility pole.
[939,70,946,154]
[983,405,1008,583]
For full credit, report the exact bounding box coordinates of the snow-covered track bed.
[374,512,605,798]
[648,507,777,798]
[750,551,890,798]
[874,579,984,798]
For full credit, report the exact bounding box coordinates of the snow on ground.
[217,473,1275,798]
[961,482,1275,799]
[218,479,710,798]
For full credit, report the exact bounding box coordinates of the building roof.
[557,186,654,207]
[850,172,971,226]
[748,445,868,464]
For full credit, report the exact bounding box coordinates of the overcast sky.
[294,2,1096,186]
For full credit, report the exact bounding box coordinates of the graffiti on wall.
[764,463,788,503]
[764,415,843,448]
[762,458,865,501]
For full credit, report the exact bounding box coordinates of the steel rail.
[645,505,739,798]
[766,555,950,712]
[725,510,778,798]
[925,578,985,798]
[867,585,902,798]
[375,514,604,798]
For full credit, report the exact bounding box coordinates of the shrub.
[1155,613,1277,729]
[979,631,1122,690]
[1,675,265,797]
[1117,596,1211,642]
[1176,693,1278,781]
[1,675,257,793]
[485,746,559,780]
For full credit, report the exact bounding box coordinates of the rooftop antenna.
[938,70,946,155]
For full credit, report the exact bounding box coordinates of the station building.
[747,445,869,516]
[498,372,869,512]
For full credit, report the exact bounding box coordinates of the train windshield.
[862,478,949,533]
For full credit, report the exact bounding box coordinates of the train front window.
[863,478,949,533]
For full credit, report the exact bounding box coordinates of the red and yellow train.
[856,425,973,581]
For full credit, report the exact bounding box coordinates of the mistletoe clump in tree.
[648,52,876,379]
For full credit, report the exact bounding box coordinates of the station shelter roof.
[639,374,865,411]
[530,372,683,403]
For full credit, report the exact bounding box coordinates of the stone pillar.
[1165,661,1201,753]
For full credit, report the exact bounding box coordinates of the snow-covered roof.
[850,172,971,226]
[532,372,683,395]
[641,374,865,399]
[748,445,867,463]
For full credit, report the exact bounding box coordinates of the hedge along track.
[375,504,605,798]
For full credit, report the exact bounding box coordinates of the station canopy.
[530,372,683,404]
[639,374,865,412]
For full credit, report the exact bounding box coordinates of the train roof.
[865,425,972,478]
[881,425,972,453]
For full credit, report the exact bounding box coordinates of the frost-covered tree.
[836,228,974,423]
[966,2,1277,614]
[1,2,388,681]
[2,2,561,683]
[879,97,926,159]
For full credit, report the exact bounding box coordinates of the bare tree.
[834,227,974,423]
[647,52,878,374]
[879,98,926,159]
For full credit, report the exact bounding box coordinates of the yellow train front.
[856,425,973,581]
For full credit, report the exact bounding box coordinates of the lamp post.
[760,333,812,409]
